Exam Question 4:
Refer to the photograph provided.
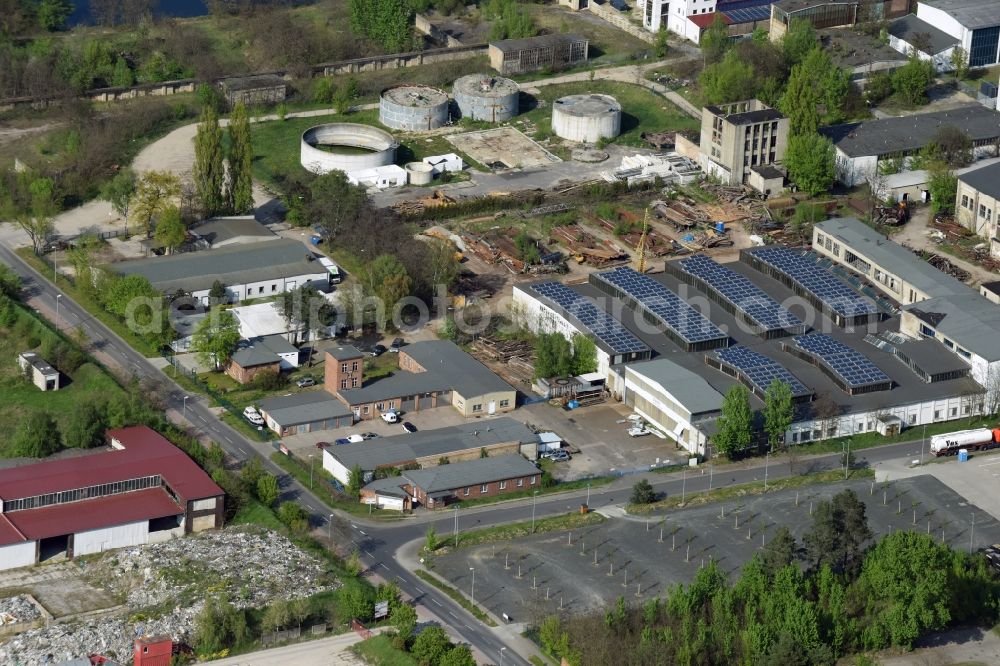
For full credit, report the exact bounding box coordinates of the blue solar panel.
[721,5,771,22]
[792,334,891,388]
[716,346,810,396]
[677,255,803,334]
[593,267,727,345]
[529,282,649,355]
[749,247,877,319]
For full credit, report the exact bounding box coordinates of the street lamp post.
[55,294,61,319]
[586,483,591,508]
[844,439,851,480]
[764,451,769,490]
[922,425,927,463]
[469,567,475,607]
[328,513,334,543]
[309,454,315,489]
[499,647,506,666]
[531,490,539,532]
[971,512,976,553]
[454,505,459,548]
[182,395,188,420]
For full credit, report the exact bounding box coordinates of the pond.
[69,0,209,26]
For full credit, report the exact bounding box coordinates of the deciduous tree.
[412,626,453,664]
[153,205,186,253]
[63,398,108,449]
[785,133,835,196]
[191,310,241,370]
[101,168,137,234]
[10,412,61,458]
[714,384,752,458]
[700,15,731,64]
[256,472,280,507]
[927,161,957,215]
[763,380,794,451]
[630,479,656,505]
[131,170,181,238]
[891,56,935,106]
[781,18,817,66]
[570,333,597,375]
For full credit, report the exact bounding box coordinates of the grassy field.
[525,4,651,65]
[627,468,876,514]
[516,80,700,148]
[353,634,420,666]
[0,301,124,454]
[429,511,606,553]
[792,417,997,456]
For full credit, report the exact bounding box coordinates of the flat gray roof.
[888,14,959,55]
[111,239,322,294]
[957,161,1000,200]
[221,74,286,91]
[820,106,1000,158]
[19,352,57,376]
[399,454,539,494]
[326,345,365,361]
[904,294,1000,362]
[490,33,587,53]
[330,417,536,471]
[338,340,513,404]
[894,338,971,376]
[627,358,723,416]
[190,217,277,245]
[814,217,969,299]
[259,391,352,427]
[919,0,1000,29]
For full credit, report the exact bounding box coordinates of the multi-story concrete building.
[955,161,1000,259]
[699,99,789,186]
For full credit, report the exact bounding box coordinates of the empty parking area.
[431,475,1000,623]
[447,127,561,170]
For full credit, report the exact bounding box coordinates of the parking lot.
[432,475,1000,624]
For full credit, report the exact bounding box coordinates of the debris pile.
[0,527,337,666]
[550,224,627,266]
[0,595,42,625]
[463,228,564,274]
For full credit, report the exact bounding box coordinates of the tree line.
[539,489,1000,665]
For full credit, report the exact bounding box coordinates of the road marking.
[432,599,442,606]
[448,611,459,619]
[359,530,367,536]
[379,563,390,571]
[351,524,358,530]
[224,435,235,444]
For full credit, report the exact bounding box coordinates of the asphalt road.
[0,244,936,665]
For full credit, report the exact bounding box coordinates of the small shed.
[18,352,59,391]
[748,164,784,197]
[219,74,287,107]
[875,414,902,437]
[423,153,464,174]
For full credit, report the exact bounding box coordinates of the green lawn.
[0,301,124,454]
[515,80,699,148]
[429,511,605,553]
[353,634,420,666]
[792,417,997,456]
[231,499,285,531]
[525,4,651,65]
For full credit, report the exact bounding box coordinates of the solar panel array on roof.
[747,247,877,319]
[676,255,804,335]
[715,346,811,397]
[792,334,891,389]
[722,5,771,22]
[530,282,649,355]
[593,267,728,346]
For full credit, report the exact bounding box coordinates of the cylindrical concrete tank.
[379,85,450,131]
[551,94,621,143]
[405,162,434,185]
[452,74,520,122]
[300,123,398,174]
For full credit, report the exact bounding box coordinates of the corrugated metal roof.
[626,358,724,416]
[259,391,352,427]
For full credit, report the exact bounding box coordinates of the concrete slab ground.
[0,562,118,619]
[447,127,561,170]
[521,402,689,479]
[431,475,1000,625]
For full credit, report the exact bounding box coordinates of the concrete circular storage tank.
[379,85,450,131]
[300,123,397,174]
[551,94,621,143]
[452,74,520,123]
[405,162,434,185]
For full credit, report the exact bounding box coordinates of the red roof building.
[0,426,223,571]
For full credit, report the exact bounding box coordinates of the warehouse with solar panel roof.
[513,218,991,456]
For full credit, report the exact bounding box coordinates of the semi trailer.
[930,428,1000,457]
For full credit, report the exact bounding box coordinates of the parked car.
[627,426,650,437]
[243,406,264,426]
[389,337,404,352]
[361,432,379,440]
[381,410,400,424]
[401,421,417,433]
[371,344,387,357]
[296,376,316,388]
[334,438,352,446]
[547,450,570,462]
[347,434,365,443]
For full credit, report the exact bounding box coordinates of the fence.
[261,626,302,646]
[958,80,997,109]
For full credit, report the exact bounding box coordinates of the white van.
[380,410,399,424]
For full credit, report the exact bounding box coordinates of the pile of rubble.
[0,527,337,665]
[0,596,41,625]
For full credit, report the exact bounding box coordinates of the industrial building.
[259,391,354,436]
[0,426,223,572]
[188,217,279,249]
[887,13,960,71]
[225,334,300,385]
[698,100,789,187]
[955,161,1000,259]
[111,239,331,305]
[912,0,1000,67]
[551,94,621,144]
[514,245,988,454]
[379,85,450,132]
[323,417,538,486]
[819,105,1000,186]
[488,34,588,76]
[17,352,60,391]
[323,341,517,420]
[362,454,540,510]
[452,74,520,123]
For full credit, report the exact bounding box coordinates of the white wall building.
[641,0,720,42]
[915,0,1000,69]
